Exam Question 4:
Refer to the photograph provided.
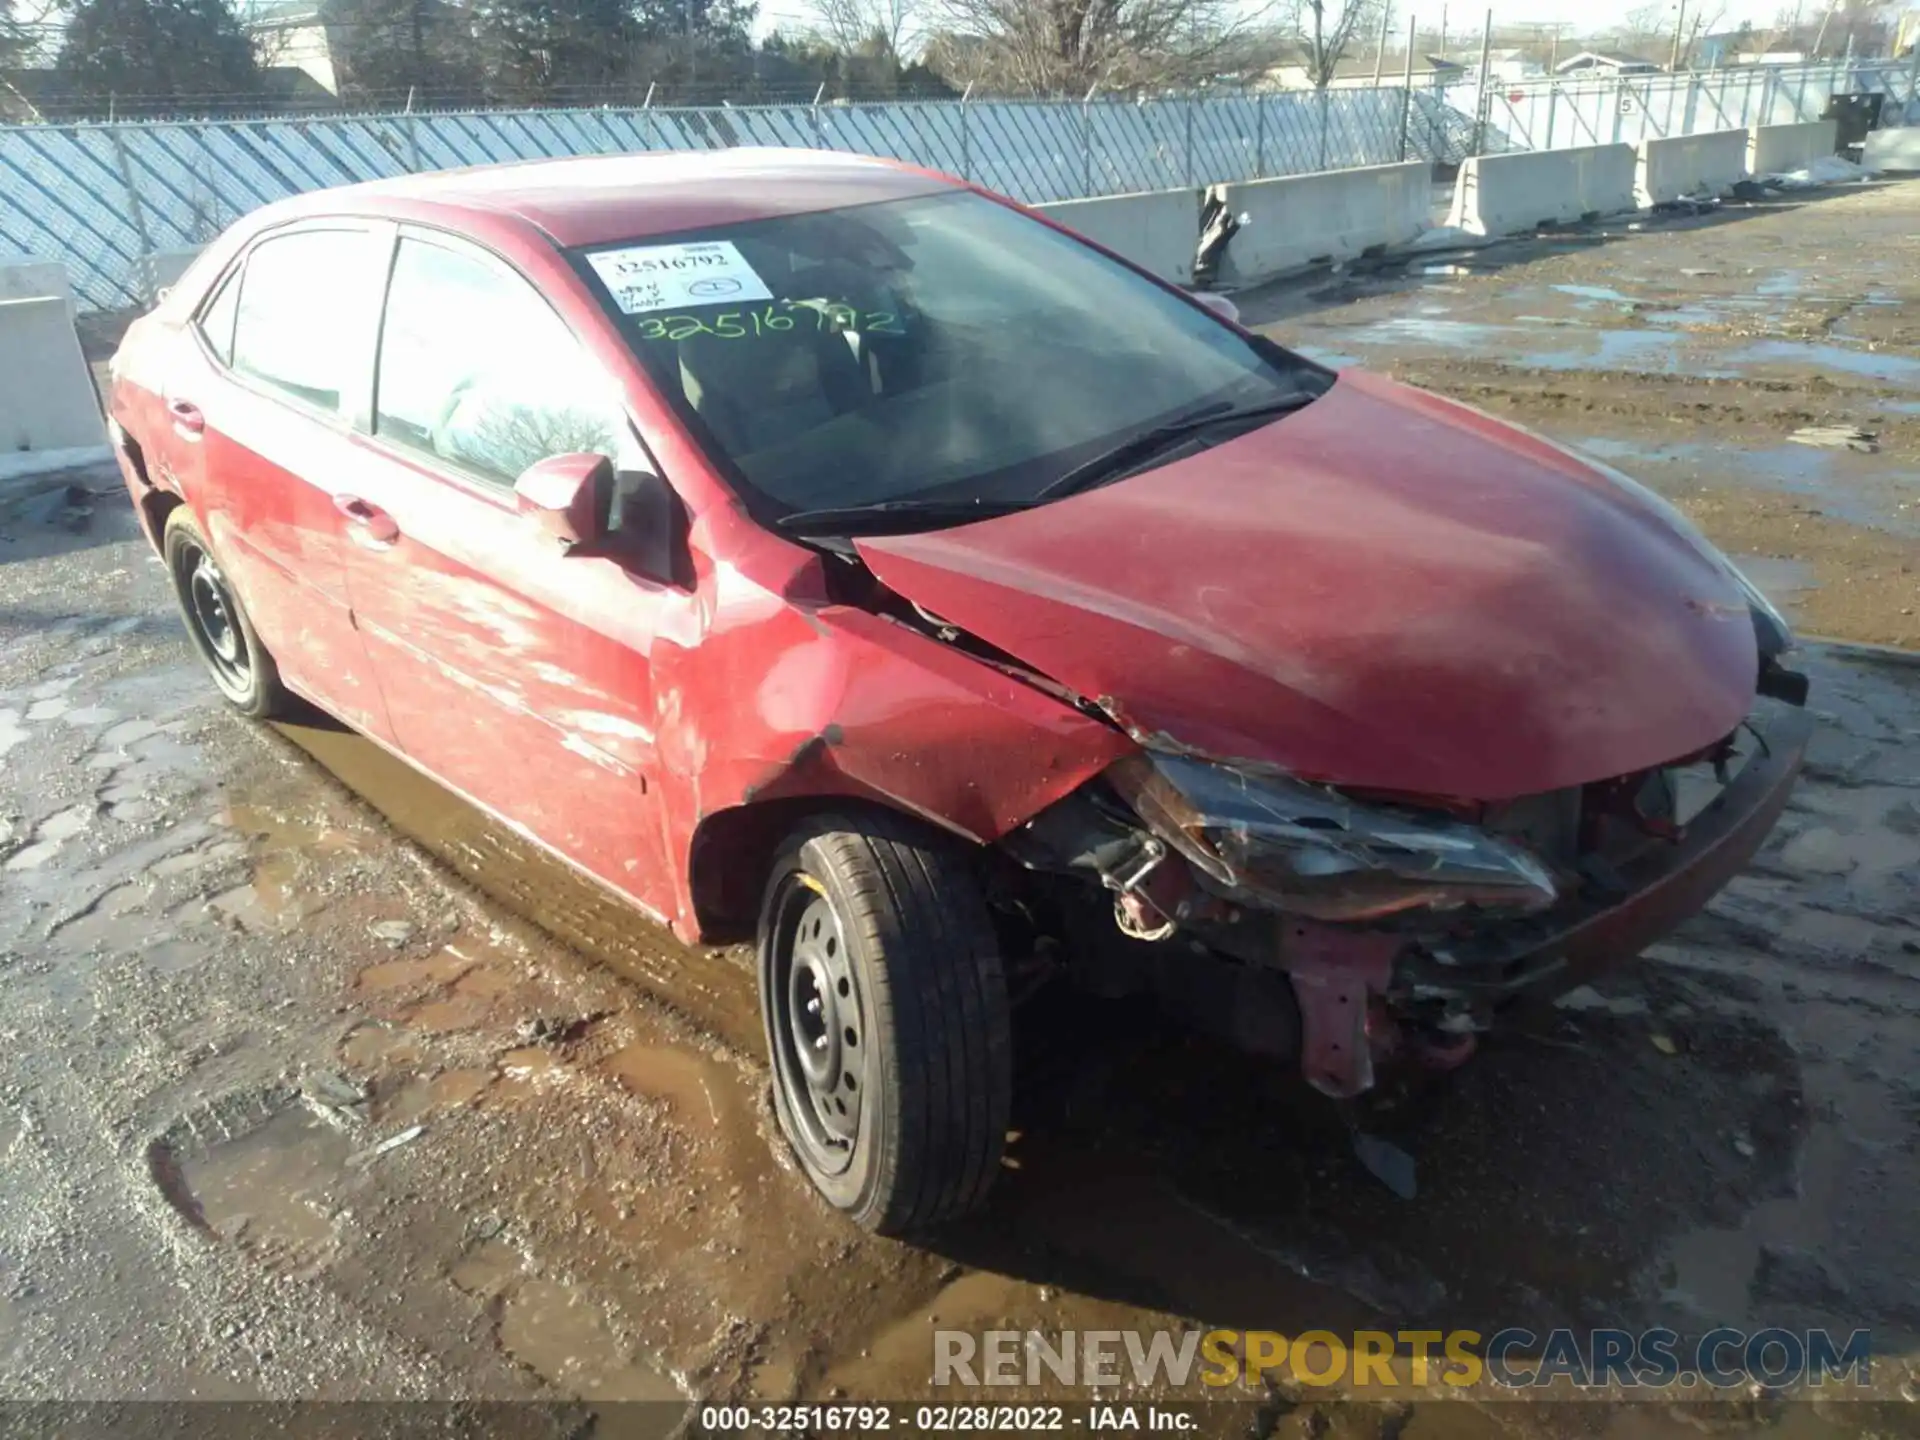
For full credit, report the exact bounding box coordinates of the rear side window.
[374,236,625,489]
[231,228,380,414]
[197,269,240,366]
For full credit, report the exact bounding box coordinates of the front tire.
[163,506,287,719]
[758,813,1012,1235]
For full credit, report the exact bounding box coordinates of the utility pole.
[1374,4,1392,84]
[1669,0,1688,70]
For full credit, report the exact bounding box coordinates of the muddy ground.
[1,179,1917,1437]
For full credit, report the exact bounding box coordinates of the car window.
[231,228,380,413]
[197,267,240,366]
[375,236,625,490]
[581,190,1325,526]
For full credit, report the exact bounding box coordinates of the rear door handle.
[167,399,204,437]
[333,493,401,547]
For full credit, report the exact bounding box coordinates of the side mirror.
[1193,292,1241,326]
[513,452,613,549]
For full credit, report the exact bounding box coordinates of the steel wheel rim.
[768,877,865,1176]
[179,543,250,693]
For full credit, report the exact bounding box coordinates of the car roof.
[316,147,963,248]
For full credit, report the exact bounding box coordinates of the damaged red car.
[107,148,1811,1234]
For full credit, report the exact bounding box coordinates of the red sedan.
[107,148,1810,1232]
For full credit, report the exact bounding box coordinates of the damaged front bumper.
[1010,701,1811,1101]
[1285,702,1811,1096]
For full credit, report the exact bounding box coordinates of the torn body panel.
[651,579,1133,940]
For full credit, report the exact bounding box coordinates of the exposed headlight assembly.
[1107,753,1559,924]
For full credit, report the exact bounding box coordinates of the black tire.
[758,812,1012,1235]
[162,505,288,719]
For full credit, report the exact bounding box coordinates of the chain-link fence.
[4,55,1915,314]
[2,88,1437,311]
[1459,57,1920,153]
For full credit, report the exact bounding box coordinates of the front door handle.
[167,399,204,437]
[333,493,401,547]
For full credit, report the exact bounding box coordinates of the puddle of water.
[3,841,60,872]
[450,1236,524,1299]
[271,720,762,1052]
[381,1068,493,1125]
[357,950,474,993]
[1735,339,1920,386]
[403,992,495,1034]
[1551,282,1634,305]
[602,1043,741,1133]
[97,719,161,750]
[176,1107,357,1275]
[498,1046,561,1078]
[497,1277,683,1402]
[52,881,151,951]
[1336,317,1731,378]
[1290,344,1361,369]
[1570,436,1912,535]
[340,1024,423,1070]
[1731,555,1818,623]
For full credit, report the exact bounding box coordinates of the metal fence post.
[1545,79,1558,148]
[960,84,972,181]
[1472,9,1492,155]
[1399,13,1416,161]
[1081,88,1094,195]
[106,128,155,262]
[1184,96,1195,187]
[1255,92,1267,175]
[1761,67,1776,125]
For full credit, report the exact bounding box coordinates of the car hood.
[855,369,1759,801]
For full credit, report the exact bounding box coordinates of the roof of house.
[1554,50,1662,72]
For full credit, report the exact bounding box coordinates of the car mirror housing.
[1192,291,1241,326]
[513,452,614,549]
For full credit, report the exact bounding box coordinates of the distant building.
[245,0,479,99]
[1260,53,1468,90]
[1485,47,1546,82]
[1553,51,1662,76]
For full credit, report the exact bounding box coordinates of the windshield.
[578,189,1327,528]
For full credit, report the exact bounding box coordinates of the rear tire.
[758,812,1012,1235]
[163,506,288,719]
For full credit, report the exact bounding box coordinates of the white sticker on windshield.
[586,240,774,314]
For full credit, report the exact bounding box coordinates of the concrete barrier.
[134,246,204,304]
[1636,129,1750,205]
[1748,120,1838,175]
[1214,161,1430,285]
[1036,189,1200,285]
[1863,125,1920,170]
[0,257,76,323]
[0,296,107,463]
[1444,144,1638,237]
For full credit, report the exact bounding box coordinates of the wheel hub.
[770,885,865,1165]
[180,547,250,692]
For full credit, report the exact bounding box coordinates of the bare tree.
[1285,0,1382,87]
[931,0,1273,93]
[807,0,924,59]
